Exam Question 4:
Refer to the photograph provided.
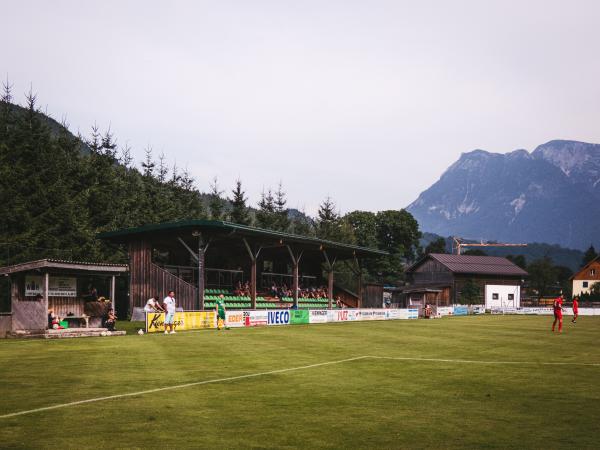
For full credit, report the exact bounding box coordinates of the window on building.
[591,269,596,276]
[508,294,514,300]
[492,293,499,300]
[583,281,588,288]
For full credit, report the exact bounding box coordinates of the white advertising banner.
[436,306,454,317]
[25,275,77,297]
[309,310,328,323]
[243,310,268,327]
[373,310,387,320]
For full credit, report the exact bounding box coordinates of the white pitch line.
[367,355,600,367]
[2,354,599,420]
[0,356,369,420]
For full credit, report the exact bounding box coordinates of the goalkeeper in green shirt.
[215,294,229,330]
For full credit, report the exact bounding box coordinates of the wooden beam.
[110,275,116,313]
[44,272,49,326]
[243,238,263,309]
[197,234,206,310]
[322,249,337,309]
[178,237,199,263]
[286,246,304,309]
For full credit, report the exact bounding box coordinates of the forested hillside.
[0,88,421,283]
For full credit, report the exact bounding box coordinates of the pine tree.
[229,179,251,225]
[209,176,226,220]
[274,181,290,231]
[141,146,155,178]
[582,245,598,267]
[256,188,277,229]
[315,197,340,240]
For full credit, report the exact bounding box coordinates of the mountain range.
[407,140,600,251]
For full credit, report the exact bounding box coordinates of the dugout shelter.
[0,259,128,336]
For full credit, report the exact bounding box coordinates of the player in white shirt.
[144,296,164,313]
[163,290,177,334]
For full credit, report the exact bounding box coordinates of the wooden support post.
[322,249,337,310]
[328,270,334,309]
[287,246,303,309]
[292,261,299,309]
[250,258,257,309]
[243,239,262,310]
[110,275,116,314]
[197,234,205,310]
[44,272,49,327]
[352,254,363,308]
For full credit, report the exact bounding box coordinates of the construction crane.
[452,237,527,255]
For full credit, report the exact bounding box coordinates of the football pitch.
[1,316,599,449]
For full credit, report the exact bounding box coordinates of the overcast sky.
[3,0,600,215]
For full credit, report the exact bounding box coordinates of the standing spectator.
[572,296,579,323]
[163,290,177,334]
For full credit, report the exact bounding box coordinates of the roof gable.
[408,253,528,277]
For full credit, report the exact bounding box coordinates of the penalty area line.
[0,356,369,420]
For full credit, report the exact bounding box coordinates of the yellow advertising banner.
[145,311,216,333]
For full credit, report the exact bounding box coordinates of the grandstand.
[203,288,335,310]
[99,220,385,317]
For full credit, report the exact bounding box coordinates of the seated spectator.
[104,308,117,331]
[48,309,64,330]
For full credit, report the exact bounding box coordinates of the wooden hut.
[0,259,127,336]
[404,253,528,307]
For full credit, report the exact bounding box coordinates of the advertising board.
[309,310,328,323]
[453,306,468,316]
[225,310,245,327]
[436,307,454,316]
[267,310,290,325]
[145,311,215,333]
[373,310,387,320]
[244,310,268,327]
[290,309,309,324]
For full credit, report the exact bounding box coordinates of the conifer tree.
[315,197,340,240]
[229,179,251,225]
[582,245,598,267]
[256,188,277,229]
[274,182,290,232]
[209,176,226,220]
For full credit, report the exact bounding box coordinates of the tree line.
[0,87,422,284]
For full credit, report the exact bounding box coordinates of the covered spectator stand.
[0,259,127,336]
[99,220,386,314]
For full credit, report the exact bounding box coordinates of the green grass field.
[1,316,599,449]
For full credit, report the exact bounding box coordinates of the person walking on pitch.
[215,294,229,330]
[552,294,564,333]
[572,296,579,323]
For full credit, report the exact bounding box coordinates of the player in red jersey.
[552,294,564,333]
[571,296,579,323]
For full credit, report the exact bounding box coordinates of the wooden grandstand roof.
[98,219,387,259]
